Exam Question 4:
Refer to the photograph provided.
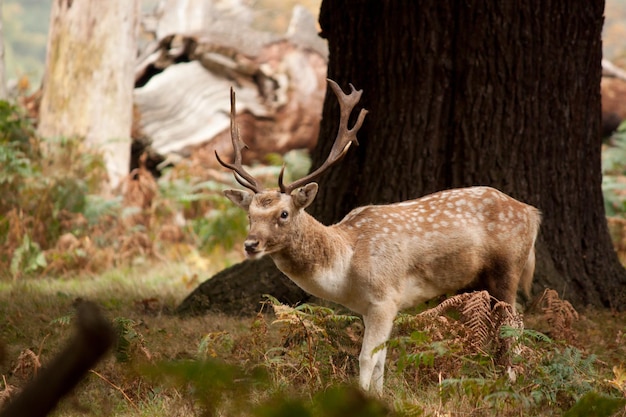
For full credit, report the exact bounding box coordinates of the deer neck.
[270,213,353,300]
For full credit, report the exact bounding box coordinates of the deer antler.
[279,79,368,195]
[215,88,265,193]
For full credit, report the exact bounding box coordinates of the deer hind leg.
[359,305,397,394]
[518,248,536,303]
[481,255,520,306]
[484,249,537,309]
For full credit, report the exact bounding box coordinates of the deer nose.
[244,240,259,254]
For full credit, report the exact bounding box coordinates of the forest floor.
[1,256,625,417]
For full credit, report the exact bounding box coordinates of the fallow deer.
[217,79,541,394]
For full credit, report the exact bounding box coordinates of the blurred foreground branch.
[0,301,114,417]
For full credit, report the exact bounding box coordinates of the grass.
[0,257,250,416]
[1,259,625,416]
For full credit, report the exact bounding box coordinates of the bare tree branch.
[602,59,626,81]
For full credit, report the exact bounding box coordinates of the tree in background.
[37,0,139,189]
[178,0,626,316]
[311,0,626,309]
[0,0,7,100]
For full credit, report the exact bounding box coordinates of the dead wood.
[133,4,327,174]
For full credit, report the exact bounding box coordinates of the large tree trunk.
[177,0,626,316]
[38,0,139,189]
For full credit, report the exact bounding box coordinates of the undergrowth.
[16,292,616,417]
[145,292,625,416]
[0,100,249,280]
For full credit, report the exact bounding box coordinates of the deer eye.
[280,210,289,219]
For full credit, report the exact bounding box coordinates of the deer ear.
[224,189,253,210]
[293,183,318,209]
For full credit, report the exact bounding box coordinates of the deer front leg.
[359,305,397,394]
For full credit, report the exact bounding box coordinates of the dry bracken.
[420,291,523,363]
[536,288,579,342]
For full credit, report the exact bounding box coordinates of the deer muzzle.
[244,239,260,257]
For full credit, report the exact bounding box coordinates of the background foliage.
[0,100,255,279]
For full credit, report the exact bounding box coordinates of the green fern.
[49,313,74,327]
[527,346,598,407]
[10,234,47,278]
[113,317,148,363]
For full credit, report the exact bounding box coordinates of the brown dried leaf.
[0,375,17,407]
[537,289,579,342]
[459,291,493,350]
[119,153,158,229]
[11,349,41,382]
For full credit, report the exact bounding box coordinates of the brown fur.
[224,185,541,393]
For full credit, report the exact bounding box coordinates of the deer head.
[217,79,368,259]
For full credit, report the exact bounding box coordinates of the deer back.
[336,186,540,310]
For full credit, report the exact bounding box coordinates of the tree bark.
[178,0,626,316]
[0,0,7,100]
[176,257,309,316]
[38,0,139,189]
